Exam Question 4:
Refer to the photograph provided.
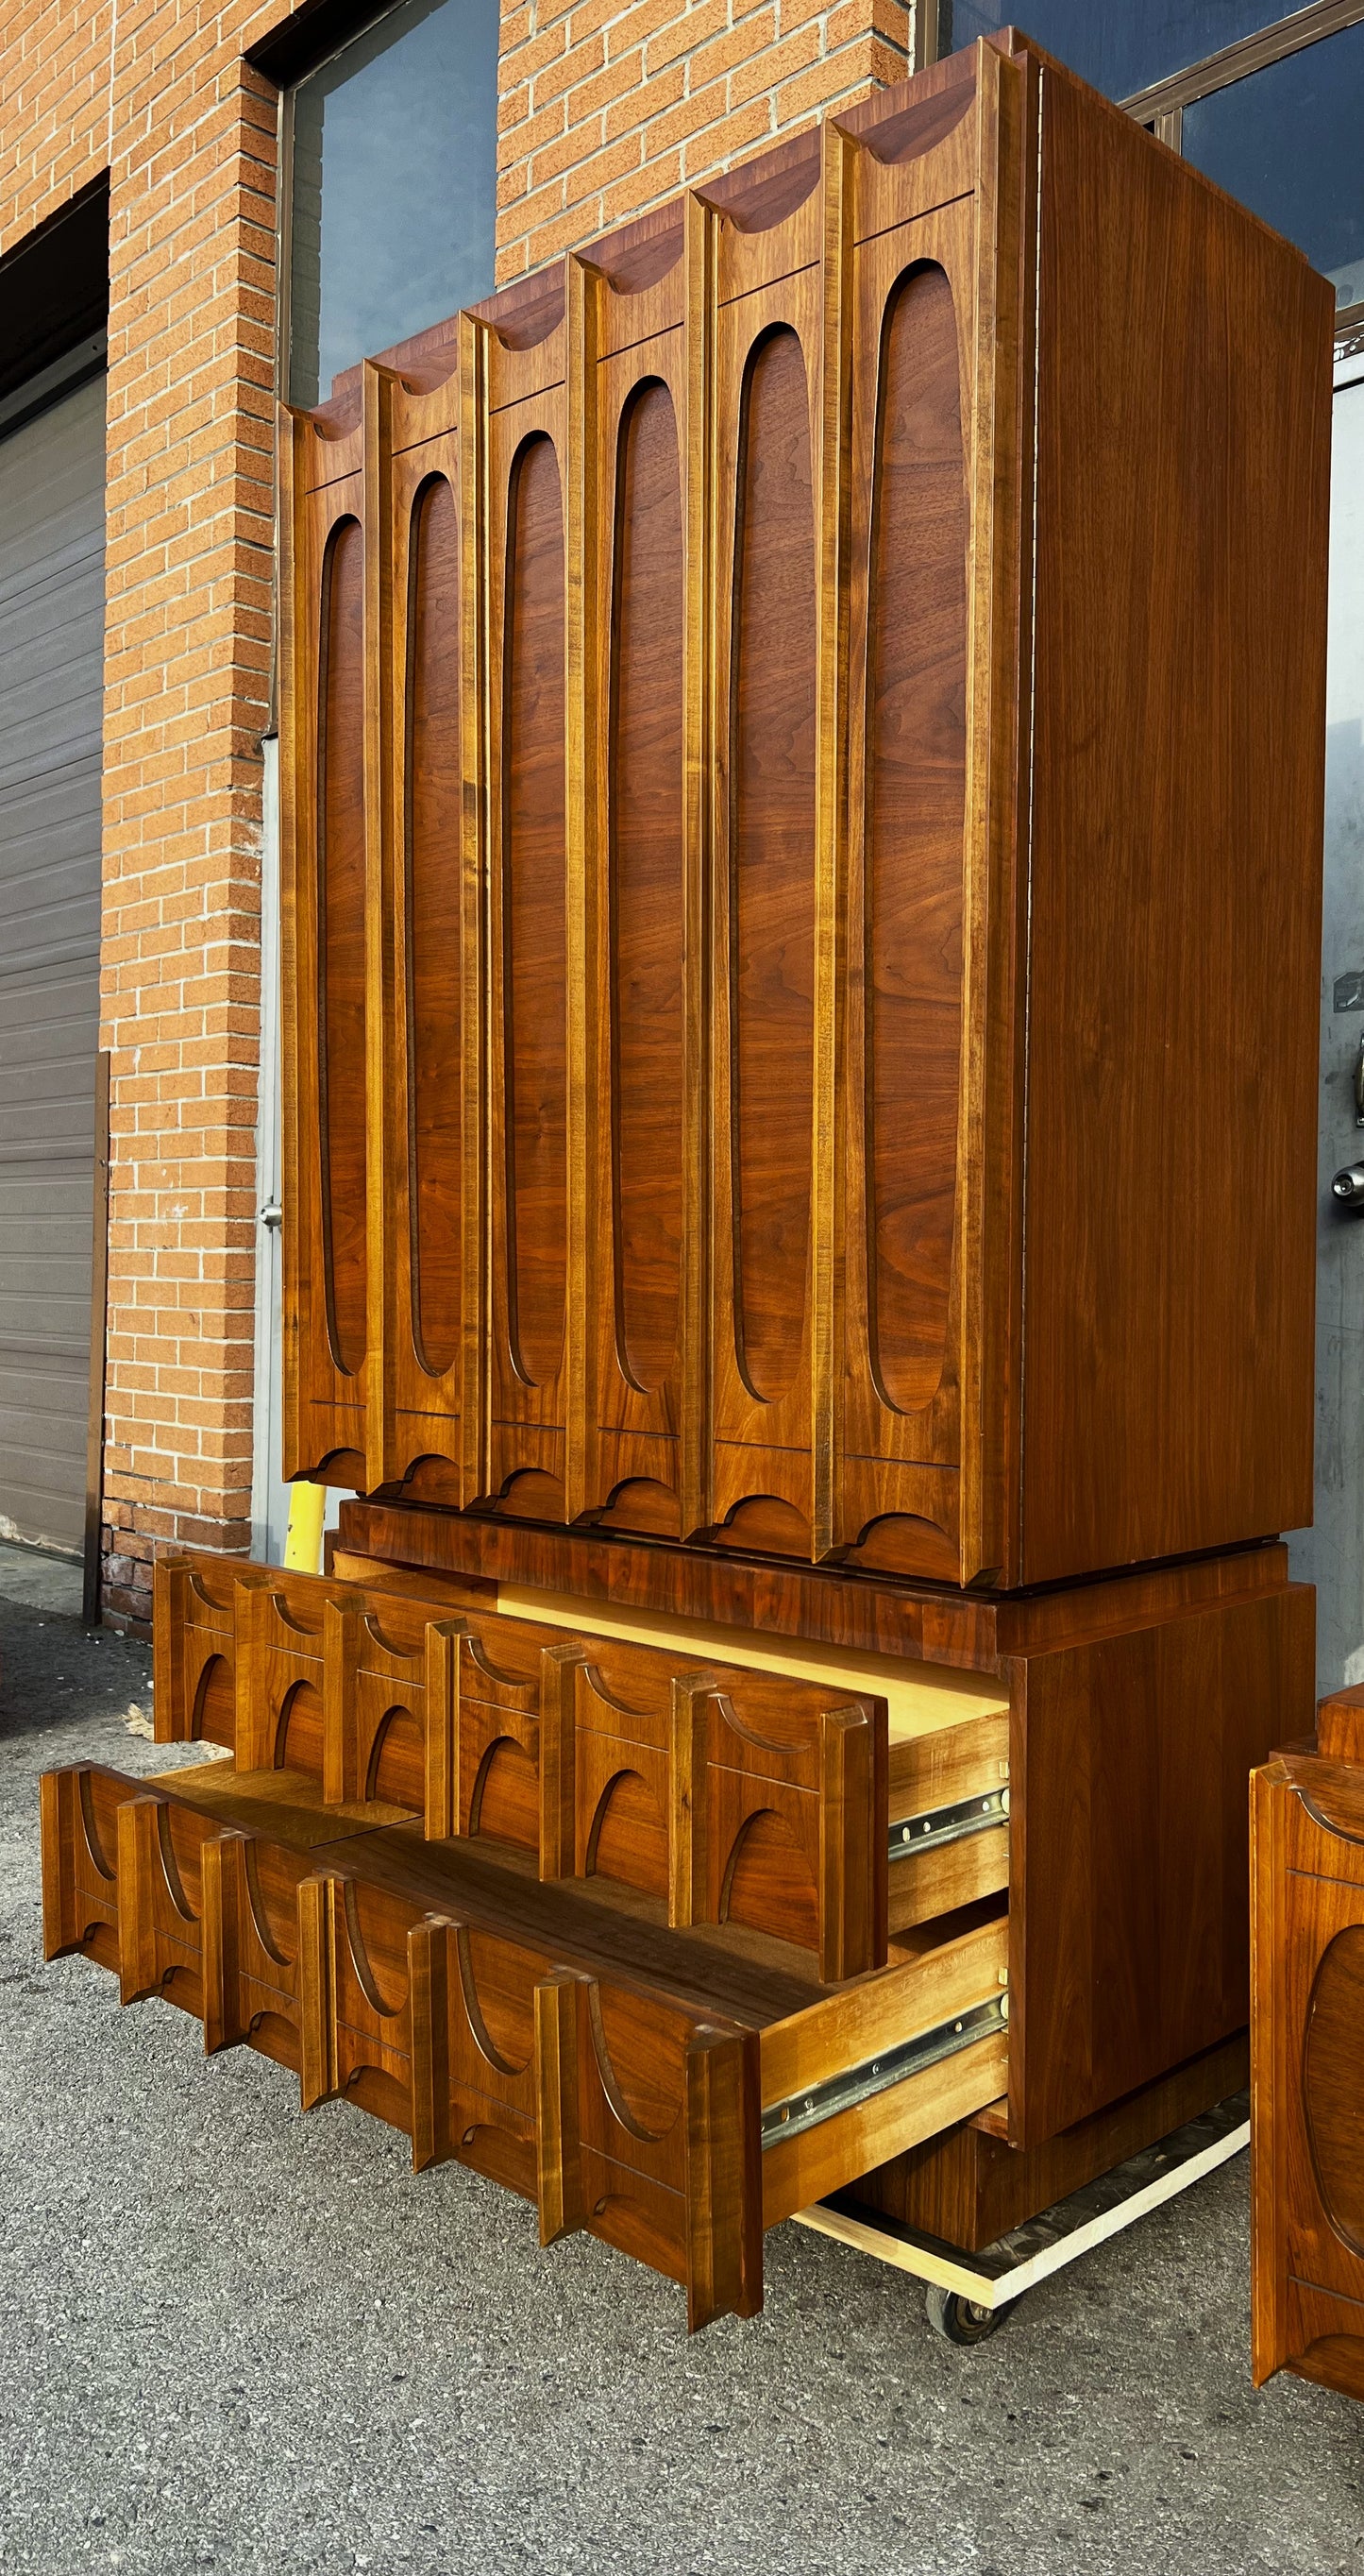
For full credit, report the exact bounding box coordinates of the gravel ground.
[1,1542,1360,2575]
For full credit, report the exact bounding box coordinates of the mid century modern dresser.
[43,30,1334,2330]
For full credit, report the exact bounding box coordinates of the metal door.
[0,368,106,1553]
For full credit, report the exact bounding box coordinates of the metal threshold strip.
[761,1992,1009,2151]
[888,1787,1009,1865]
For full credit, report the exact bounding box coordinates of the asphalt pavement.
[0,1540,1359,2575]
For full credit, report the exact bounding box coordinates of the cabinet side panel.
[1020,70,1331,1582]
[1010,1580,1314,2146]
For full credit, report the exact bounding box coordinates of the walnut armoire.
[43,30,1332,2329]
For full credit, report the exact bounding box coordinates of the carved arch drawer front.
[42,1751,1007,2331]
[150,1552,1012,1984]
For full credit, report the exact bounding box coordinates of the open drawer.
[42,1754,1007,2330]
[153,1551,1012,1979]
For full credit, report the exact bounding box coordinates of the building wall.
[1,2,292,1630]
[496,0,930,279]
[0,0,924,1631]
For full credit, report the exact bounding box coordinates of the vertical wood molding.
[681,194,715,1541]
[564,252,597,1524]
[962,39,1032,1586]
[812,126,854,1564]
[362,360,396,1495]
[460,311,490,1505]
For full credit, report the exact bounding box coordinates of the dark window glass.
[289,0,498,408]
[940,3,1294,100]
[1182,24,1364,311]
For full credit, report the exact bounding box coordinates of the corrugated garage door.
[0,369,106,1553]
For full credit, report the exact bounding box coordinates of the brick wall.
[497,0,935,277]
[2,0,292,1632]
[0,0,928,1632]
[99,18,281,1629]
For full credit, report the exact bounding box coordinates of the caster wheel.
[925,2283,1005,2346]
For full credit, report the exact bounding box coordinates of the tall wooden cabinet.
[280,31,1329,1594]
[43,34,1332,2331]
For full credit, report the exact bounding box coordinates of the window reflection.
[290,0,498,409]
[940,3,1293,101]
[1182,23,1364,311]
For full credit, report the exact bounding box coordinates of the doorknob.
[1332,1165,1364,1208]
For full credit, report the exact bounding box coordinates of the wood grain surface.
[1019,65,1330,1584]
[1252,1752,1364,2397]
[1011,1580,1313,2145]
[864,260,966,1420]
[277,45,1329,1588]
[316,516,368,1377]
[404,473,463,1381]
[503,432,568,1391]
[729,322,817,1409]
[610,377,686,1397]
[862,2030,1249,2252]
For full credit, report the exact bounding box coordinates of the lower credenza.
[44,1514,1310,2329]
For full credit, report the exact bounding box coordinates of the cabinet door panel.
[839,191,988,1584]
[504,433,568,1390]
[484,334,571,1517]
[612,377,685,1399]
[372,377,472,1494]
[711,262,824,1550]
[732,323,817,1407]
[404,473,463,1382]
[280,399,371,1486]
[580,243,706,1543]
[865,261,966,1421]
[317,513,370,1379]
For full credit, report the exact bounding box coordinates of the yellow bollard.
[283,1481,327,1574]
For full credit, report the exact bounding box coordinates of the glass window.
[289,0,498,409]
[939,3,1296,102]
[1182,23,1364,311]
